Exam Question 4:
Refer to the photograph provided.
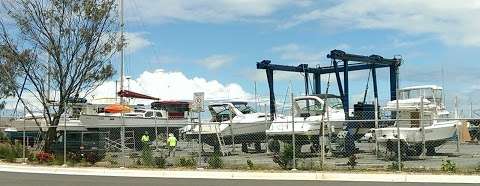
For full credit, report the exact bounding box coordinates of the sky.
[4,0,480,116]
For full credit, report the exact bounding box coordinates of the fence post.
[396,90,402,171]
[22,106,26,164]
[320,104,329,170]
[166,111,169,140]
[120,115,126,168]
[455,96,460,152]
[264,104,269,153]
[374,99,379,157]
[63,101,67,167]
[154,111,158,150]
[197,112,202,168]
[291,93,296,170]
[420,96,426,158]
[229,110,235,152]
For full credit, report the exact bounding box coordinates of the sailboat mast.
[119,0,125,104]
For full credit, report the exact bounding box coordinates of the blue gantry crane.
[256,49,402,155]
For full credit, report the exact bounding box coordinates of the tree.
[0,55,17,110]
[0,0,119,152]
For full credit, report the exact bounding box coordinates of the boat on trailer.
[80,101,191,150]
[267,94,346,153]
[181,101,270,153]
[375,85,458,156]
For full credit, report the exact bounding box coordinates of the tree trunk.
[43,115,61,153]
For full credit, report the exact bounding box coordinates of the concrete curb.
[0,164,479,183]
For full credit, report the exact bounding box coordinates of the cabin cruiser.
[79,101,191,128]
[181,101,269,153]
[267,94,346,153]
[375,85,458,156]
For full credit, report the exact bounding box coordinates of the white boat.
[375,85,458,156]
[79,101,191,128]
[8,111,87,132]
[266,94,346,152]
[267,94,345,137]
[181,101,270,152]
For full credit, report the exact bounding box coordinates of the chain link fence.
[0,111,479,173]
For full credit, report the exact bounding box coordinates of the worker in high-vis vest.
[141,131,150,150]
[167,133,177,157]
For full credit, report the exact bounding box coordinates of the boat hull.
[79,115,189,128]
[182,122,271,146]
[375,121,458,152]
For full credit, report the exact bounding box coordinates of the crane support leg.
[372,68,378,100]
[313,73,321,94]
[266,69,276,120]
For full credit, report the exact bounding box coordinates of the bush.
[141,145,154,166]
[208,154,223,169]
[387,161,404,171]
[441,159,456,173]
[67,152,83,165]
[346,155,358,169]
[0,143,16,162]
[0,132,9,143]
[35,152,54,163]
[246,159,254,170]
[104,153,118,166]
[177,157,196,167]
[154,156,166,168]
[475,163,480,173]
[84,152,103,165]
[272,144,293,170]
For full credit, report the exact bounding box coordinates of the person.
[167,133,177,157]
[141,131,150,149]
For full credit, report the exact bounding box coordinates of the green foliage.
[84,152,103,165]
[0,132,9,142]
[0,143,16,162]
[387,161,404,171]
[441,159,457,173]
[346,155,358,169]
[475,163,480,173]
[104,153,118,166]
[272,144,293,170]
[246,159,254,170]
[141,144,154,166]
[154,156,166,168]
[0,0,119,153]
[177,157,196,167]
[208,154,223,169]
[67,152,83,165]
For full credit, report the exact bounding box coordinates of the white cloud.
[125,0,310,23]
[124,32,152,54]
[272,44,324,64]
[197,55,234,70]
[284,0,480,46]
[89,69,251,104]
[271,43,350,65]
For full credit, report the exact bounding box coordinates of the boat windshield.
[233,103,256,114]
[325,97,343,110]
[295,98,324,116]
[399,88,442,105]
[209,104,233,122]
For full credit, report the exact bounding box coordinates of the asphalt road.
[0,172,476,186]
